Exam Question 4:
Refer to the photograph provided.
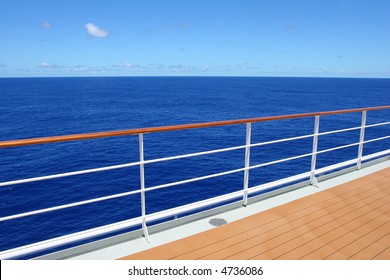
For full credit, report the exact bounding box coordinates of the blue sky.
[0,0,389,77]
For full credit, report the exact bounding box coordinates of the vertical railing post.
[139,133,150,242]
[310,116,320,187]
[357,111,367,170]
[243,123,252,206]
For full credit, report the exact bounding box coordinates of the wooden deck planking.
[119,167,390,260]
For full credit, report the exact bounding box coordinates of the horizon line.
[1,75,389,79]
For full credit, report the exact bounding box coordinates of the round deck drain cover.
[209,218,227,226]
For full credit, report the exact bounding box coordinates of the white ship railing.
[0,106,389,259]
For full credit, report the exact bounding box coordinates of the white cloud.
[315,67,328,74]
[65,65,108,74]
[168,64,198,73]
[38,62,61,68]
[39,21,52,29]
[85,22,109,38]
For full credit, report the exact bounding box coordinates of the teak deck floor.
[120,168,390,260]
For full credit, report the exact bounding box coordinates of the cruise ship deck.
[120,165,390,260]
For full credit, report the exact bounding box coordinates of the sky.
[0,0,389,78]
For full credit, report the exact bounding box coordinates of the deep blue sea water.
[0,77,389,256]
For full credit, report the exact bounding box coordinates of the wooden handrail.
[1,105,389,149]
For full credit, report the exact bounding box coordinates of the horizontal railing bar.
[314,150,389,175]
[0,188,143,222]
[144,122,388,167]
[249,152,314,170]
[361,149,390,161]
[365,121,390,128]
[145,134,319,166]
[0,162,141,188]
[318,125,362,136]
[317,121,390,137]
[316,142,360,155]
[143,167,246,193]
[250,133,314,148]
[363,135,390,144]
[143,144,247,165]
[315,135,390,156]
[1,106,389,148]
[147,133,318,166]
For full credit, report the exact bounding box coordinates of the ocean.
[0,76,389,256]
